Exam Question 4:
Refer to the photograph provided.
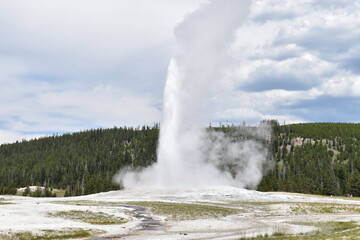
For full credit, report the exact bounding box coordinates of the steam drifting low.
[115,0,271,190]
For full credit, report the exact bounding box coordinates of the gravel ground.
[1,187,360,239]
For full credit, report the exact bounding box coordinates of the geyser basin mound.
[2,187,360,239]
[90,186,355,204]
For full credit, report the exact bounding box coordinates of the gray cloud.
[218,0,360,124]
[0,0,205,144]
[342,58,360,74]
[283,96,360,122]
[1,0,360,144]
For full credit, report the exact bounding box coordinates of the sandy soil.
[1,187,360,239]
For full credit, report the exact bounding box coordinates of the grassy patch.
[239,221,360,240]
[0,198,13,205]
[230,201,290,206]
[52,189,66,198]
[125,201,240,220]
[314,221,359,234]
[48,210,127,225]
[287,193,360,202]
[223,201,295,214]
[1,228,101,240]
[52,200,120,207]
[0,234,12,240]
[290,203,360,214]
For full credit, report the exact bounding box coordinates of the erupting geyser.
[115,0,271,190]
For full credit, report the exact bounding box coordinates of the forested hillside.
[1,122,360,197]
[259,122,360,197]
[0,126,158,196]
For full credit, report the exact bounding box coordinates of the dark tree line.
[259,122,360,196]
[1,122,360,197]
[0,125,158,196]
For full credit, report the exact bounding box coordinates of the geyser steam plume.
[116,0,271,189]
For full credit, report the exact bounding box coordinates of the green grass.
[230,201,360,214]
[125,201,240,220]
[290,202,360,214]
[0,198,13,205]
[52,189,66,198]
[48,210,127,225]
[229,201,290,206]
[284,192,360,202]
[0,228,102,240]
[238,221,360,240]
[55,200,241,220]
[52,200,119,207]
[315,221,359,234]
[0,234,12,240]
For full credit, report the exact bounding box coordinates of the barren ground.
[1,187,360,239]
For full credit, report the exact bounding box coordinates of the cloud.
[213,0,360,125]
[0,66,161,134]
[0,0,204,144]
[238,54,334,91]
[215,107,303,125]
[250,0,305,23]
[0,0,205,82]
[284,96,360,122]
[0,130,44,144]
[319,73,360,97]
[1,0,360,144]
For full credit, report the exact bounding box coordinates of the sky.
[0,0,360,144]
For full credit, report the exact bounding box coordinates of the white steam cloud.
[115,0,271,190]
